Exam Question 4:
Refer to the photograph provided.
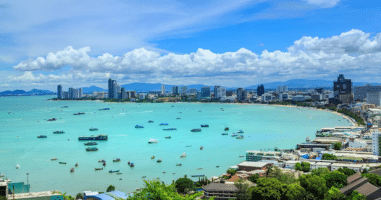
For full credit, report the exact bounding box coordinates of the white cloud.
[303,0,341,8]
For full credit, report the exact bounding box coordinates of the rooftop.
[237,161,268,168]
[7,190,61,199]
[355,182,381,197]
[347,173,362,184]
[203,183,238,192]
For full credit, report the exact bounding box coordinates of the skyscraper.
[161,85,166,96]
[172,86,179,95]
[57,85,62,99]
[333,74,353,104]
[201,87,211,98]
[108,78,119,99]
[108,79,114,99]
[257,85,264,96]
[78,88,83,98]
[214,86,226,99]
[180,86,188,95]
[237,88,245,101]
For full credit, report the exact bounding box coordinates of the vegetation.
[325,187,346,200]
[106,185,115,192]
[338,168,356,176]
[266,166,297,184]
[194,176,211,187]
[334,142,342,150]
[311,167,330,177]
[322,153,338,160]
[175,175,194,194]
[295,162,311,172]
[251,178,288,200]
[299,174,327,199]
[347,191,367,200]
[227,168,238,176]
[337,109,365,126]
[234,179,252,200]
[0,197,8,200]
[361,173,381,187]
[247,174,260,183]
[75,193,83,200]
[323,171,348,189]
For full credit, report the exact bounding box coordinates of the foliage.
[227,168,238,176]
[248,174,260,183]
[361,173,381,187]
[295,162,311,172]
[299,174,327,199]
[60,192,75,200]
[285,184,306,200]
[334,142,342,150]
[75,193,83,200]
[175,175,194,194]
[337,109,365,126]
[106,185,116,192]
[0,197,7,200]
[325,187,346,200]
[194,176,211,187]
[323,171,348,189]
[322,153,338,160]
[251,178,288,200]
[338,168,356,176]
[127,179,202,200]
[234,179,252,200]
[311,168,330,177]
[361,168,369,174]
[266,166,297,184]
[347,191,367,200]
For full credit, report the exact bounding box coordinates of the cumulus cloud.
[303,0,341,8]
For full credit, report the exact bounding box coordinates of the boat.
[130,163,135,167]
[171,105,174,107]
[201,124,209,127]
[224,127,229,131]
[200,146,203,150]
[148,120,154,123]
[128,161,130,165]
[53,131,65,134]
[198,110,202,112]
[119,178,123,180]
[151,156,155,159]
[95,168,103,170]
[165,136,171,139]
[176,163,182,166]
[103,162,106,167]
[47,118,57,121]
[86,147,98,151]
[116,172,122,175]
[89,128,98,131]
[191,129,201,132]
[59,162,66,164]
[73,112,85,115]
[135,125,144,128]
[37,135,47,138]
[198,168,203,170]
[70,168,74,173]
[237,130,244,133]
[98,159,106,163]
[157,159,162,163]
[216,166,219,168]
[176,117,181,119]
[85,142,98,146]
[191,175,205,177]
[113,158,121,162]
[98,108,110,110]
[61,106,69,108]
[180,153,186,158]
[221,133,228,135]
[163,128,177,131]
[75,163,78,167]
[186,145,192,147]
[239,155,244,157]
[148,139,159,144]
[178,112,182,114]
[109,170,120,173]
[163,172,166,174]
[159,123,169,126]
[236,136,244,139]
[51,158,58,161]
[142,176,146,178]
[231,134,238,137]
[78,135,108,141]
[16,165,20,169]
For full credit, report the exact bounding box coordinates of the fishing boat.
[113,158,121,162]
[148,139,158,144]
[180,153,186,158]
[98,159,106,163]
[75,163,78,167]
[37,135,47,138]
[116,172,122,175]
[59,162,66,164]
[164,136,171,139]
[200,146,203,150]
[85,142,98,146]
[70,168,74,173]
[163,128,177,131]
[191,129,201,132]
[98,108,110,111]
[237,130,244,133]
[89,128,98,131]
[200,124,209,127]
[53,131,65,134]
[159,123,169,126]
[151,156,155,159]
[47,118,57,121]
[51,158,58,161]
[135,125,144,128]
[224,127,229,131]
[109,170,120,173]
[157,159,162,163]
[221,133,228,135]
[148,120,154,123]
[176,163,182,166]
[95,168,103,170]
[236,136,244,139]
[73,112,85,115]
[176,117,181,119]
[86,147,98,152]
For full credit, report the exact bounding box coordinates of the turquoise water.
[0,96,351,195]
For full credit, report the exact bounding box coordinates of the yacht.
[95,168,103,171]
[47,118,57,121]
[135,125,144,128]
[236,135,244,139]
[73,112,85,115]
[148,139,159,144]
[176,117,181,119]
[109,170,120,173]
[53,131,65,134]
[37,135,47,138]
[176,163,182,166]
[180,153,186,158]
[59,162,66,164]
[70,168,75,173]
[191,129,201,132]
[75,163,78,167]
[89,128,98,131]
[224,127,229,131]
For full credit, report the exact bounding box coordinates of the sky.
[1,0,381,91]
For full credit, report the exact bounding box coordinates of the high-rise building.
[283,86,288,92]
[121,88,127,99]
[189,88,197,95]
[201,87,211,98]
[257,85,264,96]
[107,78,120,99]
[68,87,79,99]
[315,88,324,94]
[130,91,137,98]
[333,74,353,104]
[78,88,83,98]
[161,85,166,96]
[62,91,69,99]
[57,85,62,99]
[172,86,179,95]
[108,79,114,98]
[237,88,245,101]
[372,132,381,156]
[214,86,226,99]
[367,92,381,106]
[354,84,381,101]
[180,86,188,95]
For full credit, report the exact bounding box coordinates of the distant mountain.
[0,89,54,96]
[82,86,107,93]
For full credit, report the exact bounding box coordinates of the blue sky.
[1,0,381,91]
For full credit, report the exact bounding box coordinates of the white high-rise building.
[372,132,381,156]
[161,85,165,96]
[180,86,188,96]
[79,88,83,98]
[367,92,381,106]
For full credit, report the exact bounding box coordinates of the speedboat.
[73,112,85,115]
[151,156,155,159]
[159,123,169,126]
[165,136,171,139]
[86,147,98,151]
[163,128,177,131]
[75,163,78,167]
[130,163,135,167]
[142,176,147,178]
[70,168,74,173]
[37,135,47,138]
[180,153,186,158]
[148,139,158,144]
[176,117,181,119]
[95,168,103,170]
[148,120,154,123]
[191,129,201,132]
[61,106,69,108]
[198,168,203,170]
[47,118,57,121]
[51,158,58,161]
[16,165,20,169]
[59,162,66,164]
[113,158,121,162]
[201,124,209,127]
[222,133,228,135]
[53,131,65,134]
[119,178,123,180]
[116,172,122,175]
[98,108,110,111]
[135,125,144,128]
[157,159,162,163]
[224,127,229,131]
[89,128,98,131]
[239,155,244,157]
[176,163,182,166]
[216,166,219,168]
[236,136,244,139]
[109,170,120,173]
[231,134,238,137]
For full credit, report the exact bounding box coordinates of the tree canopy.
[106,185,115,192]
[338,168,356,176]
[175,175,194,194]
[295,162,311,172]
[251,178,288,200]
[362,173,381,187]
[324,171,348,189]
[299,174,327,199]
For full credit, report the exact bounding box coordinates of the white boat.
[148,139,159,144]
[51,158,58,161]
[16,165,20,169]
[180,153,186,158]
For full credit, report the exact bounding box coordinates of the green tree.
[296,162,311,172]
[361,173,381,187]
[227,168,237,176]
[311,168,330,177]
[362,168,369,174]
[337,168,356,176]
[334,142,342,150]
[295,163,302,171]
[248,174,260,183]
[175,175,194,194]
[75,193,83,200]
[299,174,327,199]
[0,197,7,200]
[322,154,338,160]
[234,179,251,200]
[106,185,115,192]
[267,166,296,184]
[251,178,288,200]
[347,191,367,200]
[325,187,346,200]
[324,171,347,189]
[285,184,306,200]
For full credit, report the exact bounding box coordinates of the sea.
[0,95,351,195]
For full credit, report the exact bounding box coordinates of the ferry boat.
[89,128,98,131]
[98,108,110,111]
[37,135,47,138]
[201,124,209,127]
[148,139,159,144]
[73,112,85,115]
[163,128,177,131]
[159,123,169,126]
[95,168,103,170]
[85,142,98,146]
[113,158,121,162]
[70,168,74,173]
[51,158,58,161]
[157,159,162,163]
[78,135,108,141]
[86,147,98,152]
[180,153,186,158]
[165,136,171,139]
[59,162,66,164]
[176,163,182,166]
[148,120,154,123]
[135,125,144,128]
[53,131,65,134]
[47,118,57,121]
[221,133,228,135]
[191,129,201,132]
[109,170,120,173]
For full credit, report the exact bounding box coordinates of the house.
[340,173,381,199]
[203,180,255,200]
[330,163,364,172]
[237,162,272,172]
[284,161,301,169]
